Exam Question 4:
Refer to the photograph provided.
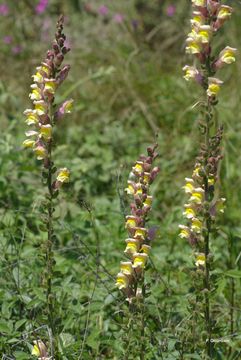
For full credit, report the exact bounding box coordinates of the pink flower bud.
[150,167,160,182]
[57,64,70,84]
[54,99,74,121]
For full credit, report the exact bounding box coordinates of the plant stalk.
[46,138,55,358]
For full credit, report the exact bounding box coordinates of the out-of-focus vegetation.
[0,0,241,359]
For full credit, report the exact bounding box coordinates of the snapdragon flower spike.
[116,144,159,302]
[23,15,72,189]
[179,128,225,265]
[183,1,236,97]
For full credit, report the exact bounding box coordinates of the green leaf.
[15,319,27,330]
[13,351,30,360]
[0,320,13,334]
[225,270,241,279]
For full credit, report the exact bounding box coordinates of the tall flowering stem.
[181,0,236,356]
[116,145,159,357]
[23,16,72,356]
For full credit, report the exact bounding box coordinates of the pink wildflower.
[35,0,49,14]
[113,13,124,24]
[98,5,108,16]
[0,3,9,16]
[166,5,176,17]
[3,36,12,44]
[12,45,22,54]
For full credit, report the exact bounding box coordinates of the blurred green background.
[0,0,241,359]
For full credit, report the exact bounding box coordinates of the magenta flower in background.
[98,5,108,16]
[12,45,22,54]
[3,36,12,44]
[0,3,9,16]
[35,0,49,14]
[166,5,176,17]
[113,13,124,24]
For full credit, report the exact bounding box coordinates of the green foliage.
[0,0,241,359]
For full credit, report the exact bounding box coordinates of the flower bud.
[54,99,74,121]
[57,64,70,84]
[55,53,64,66]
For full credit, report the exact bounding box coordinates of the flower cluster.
[23,15,72,189]
[116,145,159,301]
[179,127,225,269]
[183,0,237,98]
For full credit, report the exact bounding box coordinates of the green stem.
[124,305,135,360]
[46,139,55,357]
[230,278,235,335]
[204,99,212,358]
[228,236,235,357]
[140,283,145,360]
[201,47,214,356]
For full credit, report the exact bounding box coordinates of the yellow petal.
[56,168,70,183]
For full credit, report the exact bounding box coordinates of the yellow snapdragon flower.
[125,181,135,195]
[56,168,70,183]
[120,261,133,275]
[179,225,190,239]
[191,218,202,233]
[192,164,201,179]
[190,187,204,204]
[219,46,237,65]
[44,79,57,94]
[34,100,48,116]
[143,172,150,184]
[40,125,52,140]
[124,238,139,255]
[29,85,42,101]
[125,216,137,228]
[132,161,144,174]
[192,0,206,6]
[32,71,44,83]
[140,244,151,255]
[195,253,206,267]
[207,77,223,97]
[31,340,48,358]
[190,12,204,26]
[143,195,152,208]
[183,205,196,219]
[197,25,211,44]
[132,253,148,269]
[34,146,47,160]
[24,109,39,125]
[217,5,232,20]
[208,177,215,186]
[182,65,199,81]
[116,272,129,289]
[23,139,35,148]
[183,178,195,194]
[134,227,147,240]
[186,38,202,55]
